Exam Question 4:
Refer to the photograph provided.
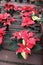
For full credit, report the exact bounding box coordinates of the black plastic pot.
[5,0,11,2]
[15,0,17,2]
[19,0,22,3]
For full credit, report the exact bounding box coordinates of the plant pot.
[5,0,11,2]
[19,0,22,3]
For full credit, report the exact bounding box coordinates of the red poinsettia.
[27,6,37,13]
[0,27,6,45]
[20,11,34,17]
[0,13,10,23]
[20,6,37,14]
[14,5,18,11]
[11,30,40,59]
[16,43,31,59]
[21,6,27,12]
[21,16,35,27]
[0,13,15,27]
[3,2,14,11]
[3,17,15,26]
[3,2,18,11]
[11,30,28,40]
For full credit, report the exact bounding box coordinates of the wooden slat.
[0,50,41,65]
[41,53,43,65]
[0,62,16,65]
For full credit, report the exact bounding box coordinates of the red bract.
[18,7,22,11]
[14,5,18,11]
[2,13,10,19]
[4,2,18,11]
[0,13,10,23]
[21,6,27,12]
[11,30,34,41]
[11,30,40,59]
[26,38,36,48]
[16,43,31,54]
[0,13,15,26]
[21,16,35,27]
[20,6,37,14]
[11,30,29,40]
[3,17,15,26]
[0,27,6,45]
[16,43,31,59]
[20,11,32,17]
[3,2,14,11]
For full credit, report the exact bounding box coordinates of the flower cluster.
[0,13,15,26]
[0,27,6,45]
[11,30,40,59]
[0,2,42,60]
[20,6,42,27]
[3,2,18,11]
[0,13,10,23]
[21,16,35,27]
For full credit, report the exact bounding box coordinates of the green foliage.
[16,53,23,59]
[9,38,19,51]
[3,31,12,46]
[32,42,42,51]
[35,2,41,6]
[9,38,23,51]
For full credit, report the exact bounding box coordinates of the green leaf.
[38,18,43,22]
[16,53,23,59]
[9,38,18,51]
[32,42,42,51]
[3,31,12,45]
[35,2,41,5]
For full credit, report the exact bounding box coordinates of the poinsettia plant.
[20,6,43,27]
[21,16,35,27]
[11,30,40,59]
[0,27,6,45]
[20,6,37,13]
[0,2,42,60]
[3,2,18,16]
[0,13,16,31]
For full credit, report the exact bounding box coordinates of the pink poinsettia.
[0,27,6,45]
[21,16,35,27]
